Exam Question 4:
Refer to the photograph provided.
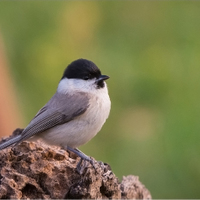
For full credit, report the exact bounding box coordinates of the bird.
[0,58,111,171]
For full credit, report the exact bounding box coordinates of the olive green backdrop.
[0,1,200,198]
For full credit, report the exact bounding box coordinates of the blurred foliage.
[0,1,200,198]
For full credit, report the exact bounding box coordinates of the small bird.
[0,58,111,170]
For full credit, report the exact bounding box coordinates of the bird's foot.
[76,157,97,174]
[66,146,97,174]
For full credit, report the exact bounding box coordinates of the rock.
[0,138,151,199]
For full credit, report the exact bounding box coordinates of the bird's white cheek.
[57,78,96,94]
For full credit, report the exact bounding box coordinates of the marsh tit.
[0,59,111,170]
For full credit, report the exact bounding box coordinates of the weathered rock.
[0,136,151,199]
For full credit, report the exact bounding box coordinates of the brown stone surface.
[0,133,152,199]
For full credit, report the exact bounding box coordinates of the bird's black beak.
[97,75,110,82]
[96,75,110,88]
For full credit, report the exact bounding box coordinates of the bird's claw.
[76,157,97,174]
[76,158,111,175]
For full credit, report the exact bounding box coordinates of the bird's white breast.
[37,79,111,148]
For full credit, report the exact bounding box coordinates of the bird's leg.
[67,146,91,161]
[66,146,96,173]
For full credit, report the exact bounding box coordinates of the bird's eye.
[83,74,92,80]
[83,76,89,80]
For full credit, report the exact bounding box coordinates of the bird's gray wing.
[19,92,90,142]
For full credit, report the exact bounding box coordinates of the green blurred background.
[0,1,200,198]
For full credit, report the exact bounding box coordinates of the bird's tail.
[0,135,21,150]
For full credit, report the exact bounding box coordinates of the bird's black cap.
[62,59,102,80]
